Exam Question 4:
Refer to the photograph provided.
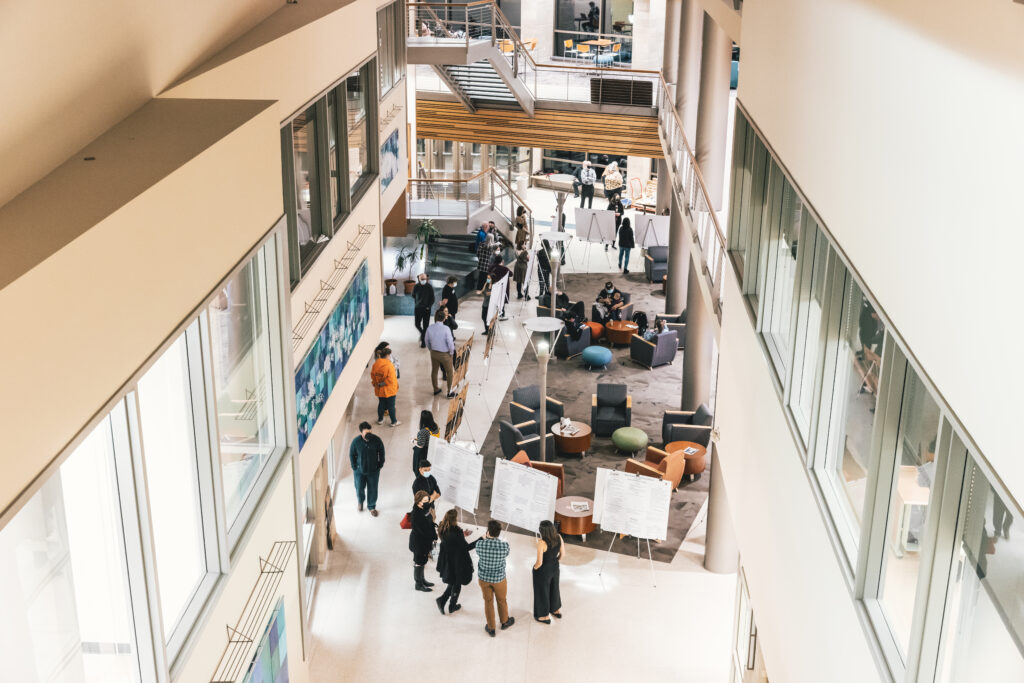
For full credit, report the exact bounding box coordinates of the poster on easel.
[427,436,483,512]
[523,248,537,297]
[635,214,670,247]
[573,208,617,244]
[451,334,474,387]
[443,385,469,440]
[593,468,671,541]
[490,458,558,533]
[486,273,509,327]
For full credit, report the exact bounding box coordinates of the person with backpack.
[618,216,635,273]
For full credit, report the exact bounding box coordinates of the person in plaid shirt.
[475,520,515,636]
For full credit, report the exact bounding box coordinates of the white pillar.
[675,0,703,142]
[661,0,681,83]
[655,158,671,214]
[682,255,713,409]
[704,445,739,574]
[665,193,689,313]
[694,13,732,211]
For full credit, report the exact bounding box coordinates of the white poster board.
[595,469,672,540]
[573,208,617,244]
[490,458,558,533]
[523,248,537,296]
[486,272,509,325]
[428,436,483,512]
[635,214,670,247]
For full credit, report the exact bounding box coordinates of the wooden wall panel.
[416,100,663,158]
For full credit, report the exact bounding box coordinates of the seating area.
[626,446,685,490]
[498,419,554,461]
[630,329,678,369]
[591,383,631,436]
[662,404,714,447]
[644,246,668,282]
[510,385,564,432]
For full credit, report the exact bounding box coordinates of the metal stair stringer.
[430,64,476,113]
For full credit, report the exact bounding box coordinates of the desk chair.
[563,39,579,62]
[576,43,595,65]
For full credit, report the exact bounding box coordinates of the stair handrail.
[408,166,534,242]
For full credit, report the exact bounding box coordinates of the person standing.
[439,275,460,317]
[480,279,493,333]
[412,459,442,508]
[607,194,624,252]
[513,247,529,300]
[532,520,563,623]
[425,309,456,398]
[488,254,512,320]
[577,160,596,208]
[602,161,624,200]
[349,422,385,516]
[476,230,494,290]
[537,241,551,298]
[370,347,400,427]
[618,216,635,274]
[514,206,529,249]
[435,509,476,615]
[409,491,437,592]
[475,519,515,637]
[412,273,435,348]
[411,410,439,474]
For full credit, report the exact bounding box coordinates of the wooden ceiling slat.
[415,100,664,158]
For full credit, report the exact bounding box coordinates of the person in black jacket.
[412,274,435,348]
[349,422,386,516]
[606,196,624,252]
[439,275,459,317]
[435,509,477,614]
[537,242,551,298]
[412,459,442,509]
[618,216,635,273]
[409,491,437,592]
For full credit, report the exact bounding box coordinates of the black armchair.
[644,246,669,282]
[555,324,592,359]
[656,309,687,349]
[591,383,632,436]
[499,420,554,461]
[510,385,565,432]
[661,403,714,447]
[538,295,585,320]
[630,330,678,369]
[591,292,634,324]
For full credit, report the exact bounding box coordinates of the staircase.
[434,62,518,109]
[423,234,481,299]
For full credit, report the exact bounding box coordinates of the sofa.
[630,330,678,369]
[644,246,669,282]
[661,403,714,447]
[499,420,555,461]
[510,385,565,432]
[591,383,632,436]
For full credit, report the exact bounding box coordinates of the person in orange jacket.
[371,347,400,427]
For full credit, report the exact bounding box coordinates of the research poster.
[635,214,670,247]
[427,436,483,512]
[573,208,617,244]
[490,458,558,533]
[594,468,671,540]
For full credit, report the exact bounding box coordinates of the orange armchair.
[511,451,566,497]
[626,447,685,490]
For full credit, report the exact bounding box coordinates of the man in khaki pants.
[424,309,456,398]
[474,520,515,637]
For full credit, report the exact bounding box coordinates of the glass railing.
[408,167,534,243]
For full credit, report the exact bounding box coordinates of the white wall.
[716,268,885,683]
[737,0,1024,502]
[379,79,410,221]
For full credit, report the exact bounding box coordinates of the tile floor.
[306,269,735,682]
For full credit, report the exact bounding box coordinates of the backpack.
[632,311,649,335]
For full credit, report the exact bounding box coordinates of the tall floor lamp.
[540,231,572,316]
[522,316,564,462]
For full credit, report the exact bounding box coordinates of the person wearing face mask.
[412,459,442,509]
[576,160,596,208]
[413,273,435,348]
[349,422,386,516]
[593,282,622,324]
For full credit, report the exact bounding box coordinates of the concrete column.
[682,255,714,409]
[694,13,732,211]
[675,0,703,142]
[704,445,739,574]
[661,0,681,83]
[664,193,689,313]
[655,158,671,214]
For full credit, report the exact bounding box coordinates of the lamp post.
[522,316,565,462]
[540,231,571,317]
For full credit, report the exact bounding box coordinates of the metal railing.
[408,166,534,244]
[656,79,727,320]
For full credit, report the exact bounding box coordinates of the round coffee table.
[551,421,592,457]
[605,320,639,346]
[665,440,708,480]
[555,496,597,540]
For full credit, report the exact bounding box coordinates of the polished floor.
[305,275,736,681]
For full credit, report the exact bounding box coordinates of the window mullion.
[314,97,333,238]
[194,312,231,566]
[280,126,301,287]
[336,83,351,216]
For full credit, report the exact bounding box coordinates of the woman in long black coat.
[409,491,437,592]
[434,508,476,614]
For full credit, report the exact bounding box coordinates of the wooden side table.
[555,496,597,540]
[605,320,638,346]
[551,421,593,457]
[665,440,708,481]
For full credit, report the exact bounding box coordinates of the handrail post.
[490,4,496,45]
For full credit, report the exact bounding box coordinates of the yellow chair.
[500,39,514,54]
[563,38,578,61]
[576,43,594,64]
[611,42,622,63]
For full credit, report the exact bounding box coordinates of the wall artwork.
[295,260,370,449]
[243,598,289,683]
[380,128,400,192]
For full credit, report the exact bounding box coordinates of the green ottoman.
[581,345,613,370]
[612,427,648,455]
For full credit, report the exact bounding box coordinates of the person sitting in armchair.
[642,318,668,342]
[593,281,622,324]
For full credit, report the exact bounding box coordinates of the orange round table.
[605,320,638,346]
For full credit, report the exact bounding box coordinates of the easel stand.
[598,533,658,588]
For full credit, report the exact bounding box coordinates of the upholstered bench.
[612,426,648,455]
[581,345,613,370]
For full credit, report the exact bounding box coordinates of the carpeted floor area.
[469,269,709,563]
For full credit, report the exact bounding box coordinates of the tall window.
[291,105,323,269]
[377,1,406,96]
[137,330,213,641]
[0,413,141,683]
[760,174,802,377]
[346,64,373,199]
[788,220,829,443]
[208,245,279,532]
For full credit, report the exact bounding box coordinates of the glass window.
[377,1,405,96]
[0,413,140,682]
[814,277,886,559]
[875,368,941,658]
[788,220,829,442]
[208,247,278,531]
[346,65,372,199]
[137,332,209,638]
[727,114,749,257]
[740,137,771,304]
[936,459,1024,681]
[761,176,802,377]
[327,91,341,219]
[291,105,322,268]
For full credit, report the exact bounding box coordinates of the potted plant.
[416,218,440,265]
[393,246,418,295]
